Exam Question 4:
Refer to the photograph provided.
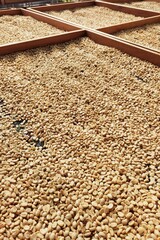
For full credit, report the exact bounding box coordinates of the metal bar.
[87,29,160,66]
[22,8,80,31]
[0,30,86,55]
[98,15,160,33]
[95,0,160,17]
[32,1,95,11]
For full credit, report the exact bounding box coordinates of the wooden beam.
[28,8,85,30]
[98,15,160,33]
[22,8,80,31]
[100,0,138,2]
[32,1,95,11]
[95,0,159,17]
[87,29,160,66]
[0,8,22,15]
[0,30,86,55]
[144,0,160,2]
[109,34,160,54]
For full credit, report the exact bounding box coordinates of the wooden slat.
[100,0,138,2]
[0,30,86,55]
[98,15,160,33]
[95,0,160,17]
[22,8,80,31]
[145,0,160,2]
[0,8,22,15]
[32,1,95,11]
[108,34,160,54]
[87,29,160,66]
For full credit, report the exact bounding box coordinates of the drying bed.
[0,37,160,240]
[0,14,64,45]
[114,23,160,51]
[47,6,143,29]
[123,1,160,12]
